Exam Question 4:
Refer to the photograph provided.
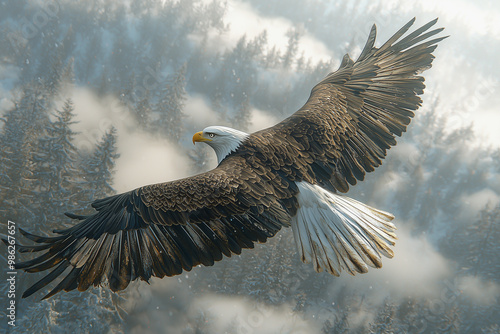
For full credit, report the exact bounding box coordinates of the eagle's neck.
[208,127,249,164]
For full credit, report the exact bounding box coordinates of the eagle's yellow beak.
[192,131,212,144]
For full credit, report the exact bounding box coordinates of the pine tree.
[450,205,500,332]
[30,99,80,226]
[98,69,111,97]
[77,126,120,210]
[230,95,251,131]
[396,299,428,333]
[438,306,461,334]
[0,83,50,223]
[282,28,300,68]
[119,71,137,111]
[43,44,65,99]
[155,64,187,142]
[110,26,134,87]
[50,99,79,194]
[134,89,153,129]
[78,32,102,83]
[323,309,349,334]
[188,146,210,174]
[60,57,75,93]
[61,25,76,61]
[461,205,500,280]
[482,323,500,334]
[369,300,398,334]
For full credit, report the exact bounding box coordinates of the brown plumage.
[6,18,446,299]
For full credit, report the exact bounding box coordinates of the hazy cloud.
[0,63,19,113]
[72,87,192,192]
[199,0,332,64]
[328,225,451,303]
[458,276,500,305]
[418,0,500,37]
[460,188,500,222]
[184,94,220,129]
[247,107,280,133]
[184,95,281,133]
[191,295,320,334]
[113,133,192,192]
[122,278,321,334]
[72,87,131,151]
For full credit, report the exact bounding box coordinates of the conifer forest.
[1,1,499,333]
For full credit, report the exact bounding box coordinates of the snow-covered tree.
[76,127,120,211]
[155,64,187,142]
[369,300,398,334]
[0,83,50,223]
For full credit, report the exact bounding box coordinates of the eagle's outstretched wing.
[252,18,446,192]
[10,156,297,299]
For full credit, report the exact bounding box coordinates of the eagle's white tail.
[292,182,397,276]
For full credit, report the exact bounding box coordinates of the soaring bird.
[7,18,446,299]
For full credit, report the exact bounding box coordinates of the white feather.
[292,182,397,276]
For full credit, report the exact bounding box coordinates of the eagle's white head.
[192,126,249,164]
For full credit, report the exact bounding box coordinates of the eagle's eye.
[208,133,215,138]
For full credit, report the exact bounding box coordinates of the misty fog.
[1,0,499,333]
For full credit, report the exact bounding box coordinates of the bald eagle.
[8,18,446,299]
